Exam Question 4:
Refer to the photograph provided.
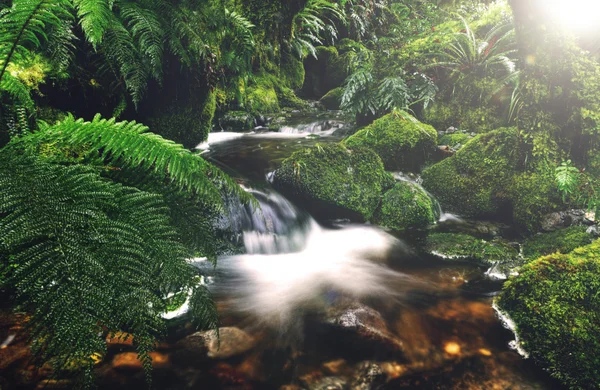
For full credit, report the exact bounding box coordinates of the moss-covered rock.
[218,111,255,132]
[375,182,437,231]
[246,79,279,114]
[272,144,387,220]
[438,132,470,148]
[421,127,518,217]
[146,88,216,148]
[319,87,344,110]
[522,226,594,262]
[426,233,518,266]
[497,240,600,389]
[280,53,305,91]
[344,112,437,171]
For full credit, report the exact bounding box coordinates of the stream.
[102,112,564,389]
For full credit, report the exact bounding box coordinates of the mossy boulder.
[280,53,305,91]
[438,132,470,148]
[375,182,437,231]
[344,112,437,171]
[319,87,344,110]
[272,144,387,221]
[497,240,600,389]
[426,233,519,266]
[421,127,518,218]
[218,111,255,132]
[146,89,216,148]
[246,79,279,114]
[522,226,594,262]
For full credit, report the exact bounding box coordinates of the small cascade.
[392,172,462,223]
[278,119,346,135]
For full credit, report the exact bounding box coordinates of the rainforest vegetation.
[1,0,600,389]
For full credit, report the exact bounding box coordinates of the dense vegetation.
[1,0,600,388]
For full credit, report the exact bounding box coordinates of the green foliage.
[498,241,600,389]
[522,226,593,262]
[555,160,580,202]
[439,132,470,148]
[426,232,518,266]
[273,143,387,220]
[0,114,250,385]
[289,0,344,59]
[72,0,112,49]
[344,111,437,171]
[375,182,437,231]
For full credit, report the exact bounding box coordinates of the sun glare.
[546,0,600,33]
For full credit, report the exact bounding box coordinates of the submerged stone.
[425,233,519,267]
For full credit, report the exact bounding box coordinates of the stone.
[351,362,386,390]
[0,345,29,370]
[112,352,169,371]
[308,376,347,390]
[179,327,256,360]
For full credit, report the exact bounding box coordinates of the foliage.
[375,181,437,231]
[498,240,600,389]
[522,226,593,262]
[344,111,437,171]
[289,0,344,59]
[273,143,387,221]
[0,114,250,385]
[555,160,580,202]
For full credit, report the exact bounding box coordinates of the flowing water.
[79,114,564,389]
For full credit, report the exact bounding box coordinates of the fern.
[72,0,112,49]
[32,114,250,206]
[290,0,344,59]
[555,160,580,202]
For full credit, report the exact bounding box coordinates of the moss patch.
[320,87,344,110]
[273,143,387,220]
[421,127,518,218]
[439,132,470,148]
[426,233,518,266]
[522,226,594,262]
[375,182,437,231]
[344,112,437,171]
[497,240,600,389]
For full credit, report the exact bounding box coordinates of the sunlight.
[546,0,600,33]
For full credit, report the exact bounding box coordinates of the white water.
[199,189,417,323]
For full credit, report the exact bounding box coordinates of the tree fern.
[72,0,113,49]
[290,0,344,59]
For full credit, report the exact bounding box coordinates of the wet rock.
[540,209,592,231]
[106,331,134,347]
[0,345,29,370]
[351,362,385,390]
[309,376,347,390]
[587,225,600,236]
[323,302,405,358]
[111,352,169,371]
[446,126,456,133]
[219,111,255,132]
[209,362,253,389]
[35,380,72,389]
[177,327,255,360]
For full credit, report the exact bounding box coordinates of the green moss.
[336,38,367,55]
[278,86,310,110]
[319,87,344,110]
[344,112,437,171]
[375,182,437,231]
[439,133,470,148]
[497,240,600,389]
[246,81,279,114]
[146,89,216,148]
[422,127,518,217]
[508,169,563,233]
[426,233,518,266]
[522,226,594,262]
[280,53,305,91]
[273,143,387,220]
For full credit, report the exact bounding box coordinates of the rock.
[446,126,456,133]
[351,362,385,390]
[344,112,438,172]
[106,331,134,347]
[522,226,594,262]
[586,225,600,236]
[35,380,72,389]
[320,88,344,110]
[219,111,255,132]
[374,182,438,231]
[273,144,388,221]
[323,302,405,358]
[112,352,169,371]
[540,209,591,231]
[497,240,600,389]
[0,345,29,370]
[308,376,347,390]
[178,327,255,360]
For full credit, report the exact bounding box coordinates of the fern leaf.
[72,0,113,49]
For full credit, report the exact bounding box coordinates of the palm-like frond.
[290,0,344,59]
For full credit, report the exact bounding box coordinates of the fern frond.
[36,114,250,207]
[72,0,113,49]
[0,72,35,110]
